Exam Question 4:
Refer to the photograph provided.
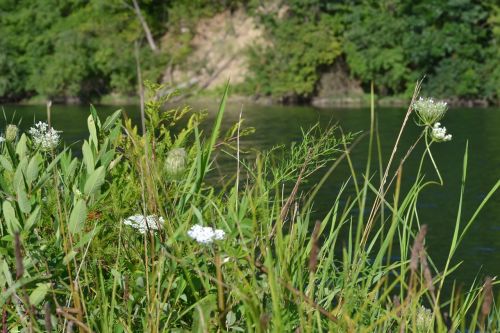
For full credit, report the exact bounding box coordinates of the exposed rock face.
[312,60,366,107]
[163,9,264,90]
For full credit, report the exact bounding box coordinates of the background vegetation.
[0,0,499,104]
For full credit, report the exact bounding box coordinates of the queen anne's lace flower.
[28,121,61,151]
[413,97,448,126]
[431,122,452,142]
[187,224,225,244]
[123,215,164,234]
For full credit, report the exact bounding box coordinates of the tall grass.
[0,82,498,332]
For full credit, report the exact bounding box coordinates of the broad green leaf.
[29,283,50,306]
[15,134,28,157]
[82,140,95,174]
[90,104,101,128]
[16,186,30,214]
[13,159,28,191]
[26,154,40,185]
[0,156,13,172]
[84,166,106,196]
[68,199,87,234]
[88,114,98,149]
[3,201,21,234]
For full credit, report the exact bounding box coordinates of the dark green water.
[2,102,499,286]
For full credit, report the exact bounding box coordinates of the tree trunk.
[131,0,158,53]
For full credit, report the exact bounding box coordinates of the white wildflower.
[123,214,164,234]
[413,97,448,126]
[187,224,225,244]
[431,122,452,142]
[28,121,61,151]
[0,136,5,143]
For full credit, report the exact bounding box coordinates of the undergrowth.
[0,81,498,332]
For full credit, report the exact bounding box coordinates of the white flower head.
[187,224,225,244]
[431,122,452,142]
[0,136,5,143]
[28,121,61,151]
[123,214,164,234]
[413,97,448,126]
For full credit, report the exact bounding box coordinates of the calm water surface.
[2,102,499,286]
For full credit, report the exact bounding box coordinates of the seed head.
[5,124,18,142]
[415,306,433,333]
[165,148,187,180]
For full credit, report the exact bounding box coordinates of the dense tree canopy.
[0,0,498,103]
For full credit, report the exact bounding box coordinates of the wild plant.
[0,81,498,332]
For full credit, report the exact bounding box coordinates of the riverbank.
[12,91,498,108]
[0,86,498,331]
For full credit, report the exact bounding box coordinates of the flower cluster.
[431,122,452,142]
[123,214,164,234]
[0,136,5,143]
[413,97,448,126]
[28,121,61,151]
[187,224,225,244]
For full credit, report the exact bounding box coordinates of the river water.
[2,101,499,286]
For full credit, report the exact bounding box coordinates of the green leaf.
[82,140,95,174]
[3,201,21,234]
[102,110,122,132]
[24,206,40,231]
[84,166,106,196]
[26,154,40,185]
[15,134,28,158]
[88,114,98,149]
[90,104,102,129]
[16,186,30,214]
[29,283,50,306]
[68,199,87,234]
[192,295,217,333]
[0,156,13,172]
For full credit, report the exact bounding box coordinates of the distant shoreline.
[4,93,498,108]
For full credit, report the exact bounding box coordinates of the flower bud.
[165,148,187,179]
[5,124,18,142]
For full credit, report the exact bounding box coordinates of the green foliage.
[244,3,342,101]
[0,87,498,331]
[340,0,498,100]
[0,0,499,104]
